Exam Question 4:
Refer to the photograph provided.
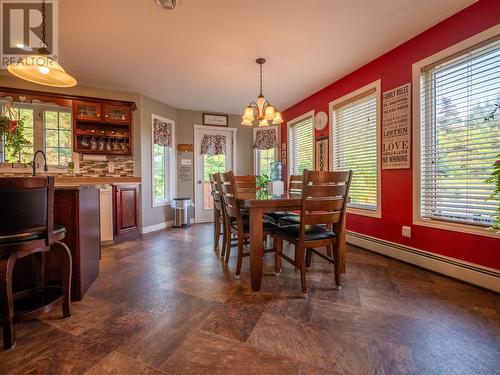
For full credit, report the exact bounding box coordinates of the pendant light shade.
[272,111,284,124]
[7,0,77,88]
[8,55,77,88]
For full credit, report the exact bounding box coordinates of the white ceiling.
[58,0,476,114]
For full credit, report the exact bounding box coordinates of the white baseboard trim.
[346,231,500,293]
[142,221,174,234]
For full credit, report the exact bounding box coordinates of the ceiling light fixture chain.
[41,0,47,49]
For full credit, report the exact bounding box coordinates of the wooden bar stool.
[0,177,72,350]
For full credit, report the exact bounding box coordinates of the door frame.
[193,124,237,223]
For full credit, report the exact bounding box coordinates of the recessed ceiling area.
[58,0,476,114]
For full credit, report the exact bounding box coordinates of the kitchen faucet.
[32,150,49,176]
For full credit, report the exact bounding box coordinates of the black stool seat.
[0,225,65,245]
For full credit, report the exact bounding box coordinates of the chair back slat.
[235,175,256,193]
[304,184,347,198]
[300,170,352,229]
[288,175,303,194]
[303,212,341,225]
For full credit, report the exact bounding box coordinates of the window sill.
[152,200,172,208]
[347,206,381,219]
[413,217,500,239]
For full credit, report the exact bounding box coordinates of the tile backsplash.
[0,154,134,177]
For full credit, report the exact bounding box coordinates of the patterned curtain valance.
[153,118,173,147]
[200,134,227,155]
[253,128,278,150]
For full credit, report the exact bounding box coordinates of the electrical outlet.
[108,162,115,174]
[402,226,411,238]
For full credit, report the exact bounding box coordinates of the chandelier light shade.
[7,0,77,88]
[241,58,283,127]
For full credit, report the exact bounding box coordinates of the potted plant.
[0,104,30,162]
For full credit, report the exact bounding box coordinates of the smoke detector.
[156,0,179,9]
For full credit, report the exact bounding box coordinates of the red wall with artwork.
[281,0,500,270]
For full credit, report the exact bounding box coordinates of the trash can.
[171,197,193,228]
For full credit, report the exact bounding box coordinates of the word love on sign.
[382,83,411,169]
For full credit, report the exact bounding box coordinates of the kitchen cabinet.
[113,184,140,243]
[73,100,102,122]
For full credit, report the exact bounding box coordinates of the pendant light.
[241,58,283,127]
[7,0,77,88]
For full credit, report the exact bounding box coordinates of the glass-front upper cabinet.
[73,100,102,122]
[103,104,131,124]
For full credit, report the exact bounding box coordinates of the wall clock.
[313,111,328,131]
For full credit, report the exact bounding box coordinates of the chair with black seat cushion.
[0,177,72,350]
[218,171,276,278]
[264,174,303,225]
[274,170,352,294]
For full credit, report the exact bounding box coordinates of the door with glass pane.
[194,126,234,222]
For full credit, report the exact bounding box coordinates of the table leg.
[249,207,264,291]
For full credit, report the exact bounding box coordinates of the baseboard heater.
[346,231,500,293]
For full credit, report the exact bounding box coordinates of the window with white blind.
[417,35,500,231]
[331,82,380,216]
[288,113,314,176]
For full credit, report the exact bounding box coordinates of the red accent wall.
[282,0,500,270]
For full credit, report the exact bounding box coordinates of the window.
[1,105,34,163]
[288,113,314,175]
[253,126,279,176]
[331,82,380,215]
[44,110,72,167]
[152,115,175,207]
[417,36,500,230]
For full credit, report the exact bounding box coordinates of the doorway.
[194,125,237,222]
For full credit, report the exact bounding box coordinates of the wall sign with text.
[382,83,411,169]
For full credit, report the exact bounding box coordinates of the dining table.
[238,191,347,292]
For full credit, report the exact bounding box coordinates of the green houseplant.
[0,106,31,162]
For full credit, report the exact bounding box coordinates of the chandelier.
[241,58,283,127]
[7,0,77,88]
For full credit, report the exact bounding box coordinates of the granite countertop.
[55,177,141,185]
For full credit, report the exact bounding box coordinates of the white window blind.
[289,116,313,175]
[332,89,378,211]
[419,37,500,227]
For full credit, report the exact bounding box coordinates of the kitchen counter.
[55,176,141,186]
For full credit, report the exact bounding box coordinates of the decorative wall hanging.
[315,137,329,171]
[203,113,228,127]
[200,134,227,155]
[313,111,328,131]
[382,83,411,169]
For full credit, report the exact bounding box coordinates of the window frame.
[151,114,176,208]
[253,125,279,176]
[287,110,315,176]
[43,108,73,168]
[412,25,500,239]
[329,80,382,218]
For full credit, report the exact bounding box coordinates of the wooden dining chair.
[209,174,226,256]
[234,175,257,193]
[218,171,276,278]
[274,170,352,294]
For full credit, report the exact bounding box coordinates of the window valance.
[253,128,278,150]
[153,118,173,147]
[200,134,226,155]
